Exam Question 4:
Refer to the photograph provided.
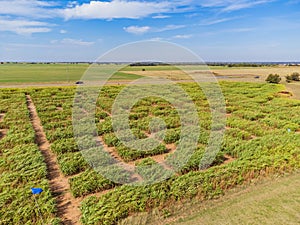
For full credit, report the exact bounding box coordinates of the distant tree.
[266,74,281,84]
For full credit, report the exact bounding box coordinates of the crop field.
[0,64,142,84]
[1,81,300,224]
[1,63,300,84]
[121,171,300,225]
[0,90,60,224]
[122,65,300,82]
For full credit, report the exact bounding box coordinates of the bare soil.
[0,129,7,140]
[0,113,5,122]
[96,136,143,182]
[223,154,235,165]
[25,95,81,225]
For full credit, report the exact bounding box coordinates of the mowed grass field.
[120,172,300,225]
[173,172,300,225]
[0,63,88,83]
[0,63,143,83]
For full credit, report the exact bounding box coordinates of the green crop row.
[16,82,300,225]
[0,90,60,225]
[78,82,300,224]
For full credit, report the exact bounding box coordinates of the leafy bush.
[286,72,300,83]
[266,74,281,84]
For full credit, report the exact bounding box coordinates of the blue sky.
[0,0,299,62]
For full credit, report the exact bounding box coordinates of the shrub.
[291,72,300,81]
[266,74,281,84]
[286,75,292,83]
[286,72,300,83]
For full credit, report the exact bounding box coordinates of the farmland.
[1,77,300,224]
[120,171,300,225]
[1,63,300,84]
[0,64,142,84]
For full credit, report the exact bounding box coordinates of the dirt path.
[25,95,81,225]
[285,83,300,100]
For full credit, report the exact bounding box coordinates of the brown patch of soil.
[81,189,112,200]
[150,143,178,174]
[279,91,292,95]
[151,143,176,163]
[97,136,143,182]
[277,91,293,98]
[0,113,5,122]
[0,129,7,140]
[222,154,236,165]
[97,136,129,164]
[56,107,63,111]
[125,70,190,80]
[250,135,257,140]
[26,95,81,225]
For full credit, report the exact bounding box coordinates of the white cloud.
[0,17,51,35]
[199,17,239,26]
[148,37,165,41]
[155,24,186,32]
[124,24,185,35]
[63,0,172,20]
[52,38,94,46]
[67,1,79,8]
[227,27,255,32]
[60,29,67,34]
[222,0,272,12]
[0,0,274,21]
[173,34,193,39]
[152,15,170,19]
[0,0,59,18]
[197,0,273,12]
[124,26,151,35]
[198,27,255,37]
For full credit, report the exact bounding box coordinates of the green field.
[1,81,300,224]
[0,64,143,83]
[119,171,300,225]
[1,63,300,84]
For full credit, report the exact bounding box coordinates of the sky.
[0,0,300,62]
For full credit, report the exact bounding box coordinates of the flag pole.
[33,194,45,224]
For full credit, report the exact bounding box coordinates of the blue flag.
[31,188,43,195]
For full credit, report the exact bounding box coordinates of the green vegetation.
[286,72,300,83]
[119,172,300,225]
[0,63,143,83]
[1,63,300,85]
[171,172,300,225]
[0,63,88,83]
[266,74,281,84]
[0,90,60,224]
[1,81,300,224]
